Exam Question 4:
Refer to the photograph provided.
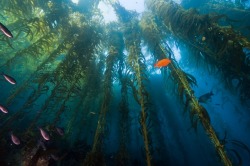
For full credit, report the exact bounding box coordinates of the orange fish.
[154,58,171,68]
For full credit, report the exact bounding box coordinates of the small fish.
[89,112,96,115]
[202,36,206,42]
[39,128,50,141]
[10,132,20,145]
[50,154,59,161]
[2,72,16,85]
[55,127,64,136]
[154,58,171,68]
[0,105,8,113]
[110,155,114,159]
[0,22,13,38]
[198,91,214,103]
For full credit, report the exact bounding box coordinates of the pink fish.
[39,128,50,141]
[11,132,20,145]
[0,22,13,38]
[56,127,64,136]
[0,105,8,113]
[2,72,16,85]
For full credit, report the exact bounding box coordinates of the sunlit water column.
[145,0,233,165]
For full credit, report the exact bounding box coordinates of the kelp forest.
[0,0,250,165]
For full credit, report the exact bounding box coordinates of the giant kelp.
[103,23,131,166]
[0,0,250,165]
[112,3,154,165]
[140,11,232,166]
[145,0,250,102]
[84,24,122,165]
[0,0,103,165]
[197,1,250,40]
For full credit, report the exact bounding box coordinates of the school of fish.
[0,20,212,154]
[0,23,173,146]
[0,22,64,146]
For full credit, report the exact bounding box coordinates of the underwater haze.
[0,0,250,166]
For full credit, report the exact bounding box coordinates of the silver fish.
[39,128,50,141]
[2,72,16,85]
[56,127,64,136]
[0,22,13,38]
[11,132,20,145]
[0,105,8,113]
[50,154,59,161]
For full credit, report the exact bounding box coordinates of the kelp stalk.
[127,43,152,166]
[161,45,232,166]
[146,0,250,101]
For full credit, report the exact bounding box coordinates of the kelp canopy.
[0,0,250,166]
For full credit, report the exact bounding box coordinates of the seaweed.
[140,8,232,166]
[220,132,250,166]
[1,0,250,165]
[146,0,250,102]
